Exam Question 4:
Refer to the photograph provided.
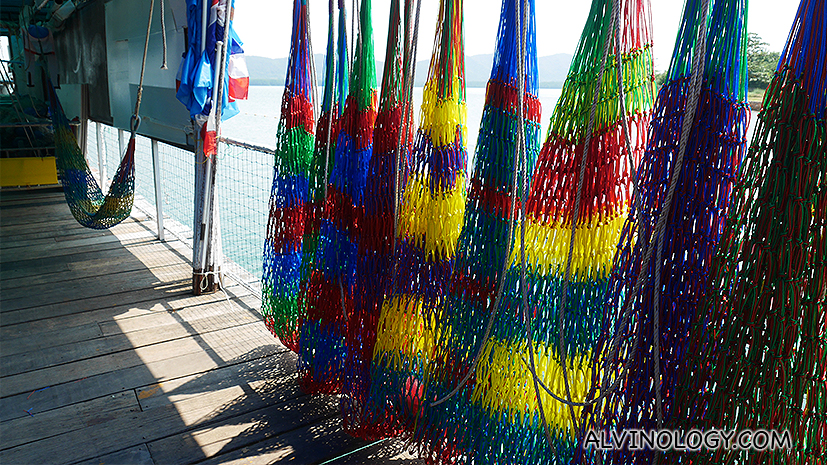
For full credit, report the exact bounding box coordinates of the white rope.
[133,0,156,129]
[388,0,421,300]
[160,0,168,69]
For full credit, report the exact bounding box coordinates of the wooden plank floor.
[0,189,421,465]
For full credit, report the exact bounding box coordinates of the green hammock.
[48,83,135,230]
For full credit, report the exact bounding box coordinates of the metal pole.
[201,0,208,55]
[198,40,223,273]
[118,128,125,157]
[151,138,165,242]
[96,122,105,184]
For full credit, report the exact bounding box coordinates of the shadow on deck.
[0,188,420,464]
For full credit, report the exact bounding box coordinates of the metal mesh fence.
[215,138,273,287]
[158,140,195,244]
[133,134,156,208]
[85,122,272,297]
[84,122,121,190]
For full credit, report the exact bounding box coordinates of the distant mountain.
[246,52,572,89]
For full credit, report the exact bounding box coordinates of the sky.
[233,0,799,72]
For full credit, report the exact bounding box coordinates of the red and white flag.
[201,112,217,158]
[227,53,249,101]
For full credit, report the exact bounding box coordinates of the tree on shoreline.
[747,32,780,89]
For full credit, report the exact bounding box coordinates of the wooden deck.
[0,189,420,465]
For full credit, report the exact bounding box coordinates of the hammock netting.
[427,0,653,462]
[342,0,414,438]
[300,0,378,394]
[49,84,135,230]
[582,0,750,462]
[411,0,541,462]
[299,0,346,322]
[664,1,826,463]
[366,0,467,435]
[296,0,349,356]
[261,0,316,352]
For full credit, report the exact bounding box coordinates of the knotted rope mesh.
[300,0,378,394]
[410,0,541,462]
[366,0,467,436]
[582,0,750,463]
[261,0,316,352]
[440,0,654,463]
[49,83,135,230]
[665,0,826,463]
[341,0,415,439]
[297,0,348,353]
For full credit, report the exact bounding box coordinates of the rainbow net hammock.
[664,1,826,463]
[581,0,749,463]
[420,0,655,462]
[342,0,415,438]
[367,0,467,435]
[413,0,541,462]
[300,0,349,350]
[300,0,378,394]
[261,0,316,353]
[48,83,135,230]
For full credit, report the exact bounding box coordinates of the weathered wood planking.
[1,295,262,375]
[73,444,155,465]
[0,218,151,250]
[0,282,253,338]
[2,355,303,458]
[0,239,192,284]
[191,417,371,465]
[0,189,424,464]
[0,228,158,264]
[0,262,193,312]
[0,321,280,398]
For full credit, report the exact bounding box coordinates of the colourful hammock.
[412,0,541,461]
[582,0,749,462]
[341,0,414,438]
[298,0,349,345]
[48,83,135,230]
[300,0,378,394]
[261,0,316,352]
[367,0,467,434]
[433,0,654,462]
[665,1,826,463]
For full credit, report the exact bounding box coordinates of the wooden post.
[151,138,165,242]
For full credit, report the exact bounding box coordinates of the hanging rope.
[159,0,168,69]
[48,0,158,230]
[133,0,155,132]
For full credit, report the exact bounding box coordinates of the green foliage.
[654,70,667,89]
[747,32,780,89]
